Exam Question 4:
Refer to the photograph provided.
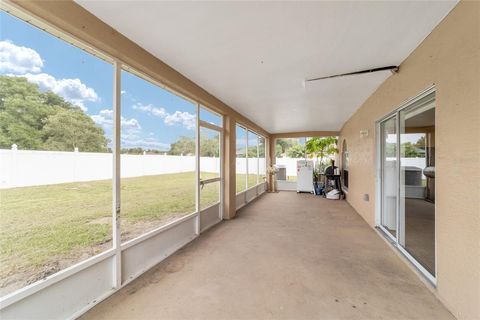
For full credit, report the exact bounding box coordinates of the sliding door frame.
[377,113,398,243]
[375,85,437,285]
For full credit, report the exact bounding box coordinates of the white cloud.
[90,114,111,127]
[0,40,43,74]
[132,103,195,130]
[121,136,169,150]
[120,130,168,150]
[1,41,98,111]
[132,103,151,112]
[91,115,167,150]
[122,117,141,130]
[132,103,166,117]
[164,111,196,130]
[100,109,113,117]
[92,111,169,151]
[23,73,98,111]
[91,109,141,131]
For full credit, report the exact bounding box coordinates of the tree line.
[0,76,108,152]
[0,76,223,156]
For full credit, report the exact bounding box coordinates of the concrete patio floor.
[81,192,453,320]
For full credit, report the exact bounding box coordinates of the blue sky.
[0,11,222,151]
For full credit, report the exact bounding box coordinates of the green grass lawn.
[0,171,262,295]
[236,174,263,193]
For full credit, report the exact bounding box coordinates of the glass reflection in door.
[399,94,436,275]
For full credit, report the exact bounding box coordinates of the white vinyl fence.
[6,149,431,190]
[275,158,300,178]
[0,148,266,189]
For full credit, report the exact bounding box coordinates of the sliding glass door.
[378,89,436,281]
[399,94,436,276]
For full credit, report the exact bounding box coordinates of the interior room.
[0,1,478,320]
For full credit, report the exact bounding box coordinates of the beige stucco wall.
[339,2,479,319]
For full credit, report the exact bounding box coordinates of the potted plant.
[305,137,339,174]
[266,165,279,193]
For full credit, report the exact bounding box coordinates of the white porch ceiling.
[76,1,457,134]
